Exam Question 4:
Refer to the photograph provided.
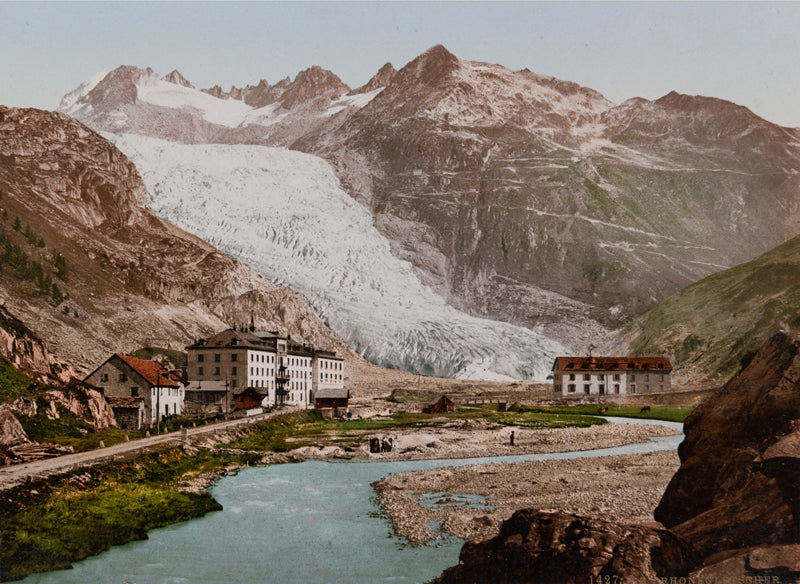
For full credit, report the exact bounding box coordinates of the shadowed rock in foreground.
[434,331,800,584]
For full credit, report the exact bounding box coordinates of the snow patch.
[136,76,253,128]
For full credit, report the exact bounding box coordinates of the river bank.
[1,411,681,582]
[374,449,680,545]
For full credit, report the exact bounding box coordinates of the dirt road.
[0,410,287,490]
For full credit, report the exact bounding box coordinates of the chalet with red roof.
[84,354,185,427]
[552,356,672,397]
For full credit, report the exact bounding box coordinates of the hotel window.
[232,354,238,362]
[232,367,237,376]
[214,367,220,376]
[599,374,605,380]
[583,374,590,381]
[568,384,576,393]
[199,367,204,376]
[568,373,575,381]
[613,374,620,381]
[100,373,108,382]
[614,384,620,394]
[584,384,590,394]
[198,354,204,362]
[214,354,221,362]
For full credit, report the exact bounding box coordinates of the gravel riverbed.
[371,422,681,545]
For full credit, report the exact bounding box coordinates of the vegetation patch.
[226,407,605,452]
[517,403,693,424]
[0,446,247,582]
[0,355,38,404]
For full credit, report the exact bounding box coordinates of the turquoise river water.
[23,418,683,584]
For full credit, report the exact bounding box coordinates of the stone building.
[185,326,344,412]
[551,356,672,397]
[84,354,185,425]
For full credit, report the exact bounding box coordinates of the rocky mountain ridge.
[0,106,354,375]
[57,45,800,379]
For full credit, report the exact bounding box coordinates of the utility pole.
[156,370,161,435]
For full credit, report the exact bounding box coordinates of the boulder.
[433,510,691,584]
[85,389,117,430]
[655,331,800,560]
[0,405,30,447]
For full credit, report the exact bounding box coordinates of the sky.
[1,1,799,127]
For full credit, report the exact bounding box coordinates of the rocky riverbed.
[369,420,682,545]
[356,417,679,461]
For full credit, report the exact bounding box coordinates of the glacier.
[107,132,568,380]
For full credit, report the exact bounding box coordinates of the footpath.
[0,409,288,491]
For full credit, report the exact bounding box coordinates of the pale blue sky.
[1,1,799,127]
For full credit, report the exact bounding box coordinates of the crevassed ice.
[107,132,568,380]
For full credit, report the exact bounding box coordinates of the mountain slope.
[298,46,800,334]
[106,132,570,380]
[621,233,800,383]
[0,106,350,374]
[57,46,800,379]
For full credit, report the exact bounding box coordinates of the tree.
[51,282,64,305]
[54,253,68,281]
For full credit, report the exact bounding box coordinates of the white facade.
[187,328,346,410]
[552,357,672,397]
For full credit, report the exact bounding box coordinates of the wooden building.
[183,380,230,416]
[234,386,269,410]
[423,395,455,414]
[314,388,350,410]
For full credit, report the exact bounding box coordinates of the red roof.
[552,356,672,372]
[114,354,181,387]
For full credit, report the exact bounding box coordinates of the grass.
[517,403,693,424]
[0,354,39,404]
[0,446,250,582]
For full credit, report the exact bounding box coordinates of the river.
[23,418,683,584]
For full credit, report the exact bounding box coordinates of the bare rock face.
[85,388,117,430]
[654,331,800,563]
[0,405,30,447]
[0,305,75,383]
[434,510,691,584]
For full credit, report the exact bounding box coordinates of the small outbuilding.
[314,388,350,410]
[106,396,146,431]
[423,395,455,414]
[234,386,269,410]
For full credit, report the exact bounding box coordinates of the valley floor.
[375,449,680,545]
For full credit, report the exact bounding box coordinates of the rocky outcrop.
[0,405,30,447]
[435,331,800,583]
[0,305,75,383]
[42,388,117,430]
[654,331,800,572]
[434,510,691,584]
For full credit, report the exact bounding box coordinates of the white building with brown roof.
[84,354,185,425]
[552,356,672,397]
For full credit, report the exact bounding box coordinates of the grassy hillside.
[623,233,800,383]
